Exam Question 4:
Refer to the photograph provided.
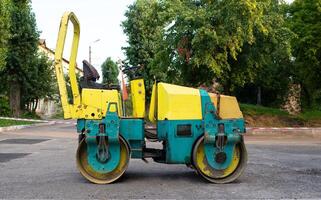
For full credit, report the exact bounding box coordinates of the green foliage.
[21,53,55,107]
[286,0,321,108]
[0,0,40,116]
[21,111,41,119]
[4,0,39,83]
[0,0,56,116]
[0,0,11,70]
[123,0,293,107]
[64,73,81,104]
[122,0,169,93]
[101,57,119,85]
[0,95,10,116]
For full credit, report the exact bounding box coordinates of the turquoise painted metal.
[200,89,244,170]
[157,119,203,164]
[86,103,121,173]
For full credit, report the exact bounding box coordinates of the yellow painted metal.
[79,89,122,119]
[148,83,157,123]
[76,136,130,184]
[195,142,240,179]
[209,93,243,119]
[193,137,247,183]
[158,83,202,120]
[54,12,80,119]
[130,79,145,118]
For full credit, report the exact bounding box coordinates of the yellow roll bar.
[54,12,80,119]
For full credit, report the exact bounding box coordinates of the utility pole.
[88,39,100,64]
[89,45,92,64]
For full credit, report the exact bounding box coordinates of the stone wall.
[282,84,301,114]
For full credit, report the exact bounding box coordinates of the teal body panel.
[76,118,145,160]
[200,89,245,170]
[157,120,203,164]
[85,120,120,173]
[85,103,121,173]
[119,119,145,158]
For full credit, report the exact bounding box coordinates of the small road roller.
[54,12,247,184]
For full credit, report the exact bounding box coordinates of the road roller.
[54,12,247,184]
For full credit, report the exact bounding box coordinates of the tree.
[0,0,11,71]
[22,53,55,111]
[2,0,39,116]
[123,0,293,107]
[286,0,321,108]
[101,57,119,85]
[231,0,294,105]
[154,0,292,91]
[122,0,170,94]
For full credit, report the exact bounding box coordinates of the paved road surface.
[0,122,321,199]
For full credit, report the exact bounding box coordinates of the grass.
[240,104,289,116]
[298,110,321,121]
[240,103,321,127]
[0,119,34,127]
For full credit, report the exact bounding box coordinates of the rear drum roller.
[192,136,247,184]
[76,136,130,184]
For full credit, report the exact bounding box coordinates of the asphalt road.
[0,122,321,199]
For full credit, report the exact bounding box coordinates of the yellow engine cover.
[209,93,243,119]
[150,83,243,121]
[71,88,122,119]
[157,83,203,120]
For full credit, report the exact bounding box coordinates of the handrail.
[54,12,81,119]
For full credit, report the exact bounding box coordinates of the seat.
[79,60,120,91]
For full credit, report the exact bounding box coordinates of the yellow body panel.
[131,79,145,118]
[158,83,202,120]
[209,93,243,119]
[150,83,242,121]
[77,89,122,119]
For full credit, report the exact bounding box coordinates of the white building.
[35,39,83,118]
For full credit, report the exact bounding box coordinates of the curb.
[246,127,321,138]
[0,121,56,133]
[0,116,49,123]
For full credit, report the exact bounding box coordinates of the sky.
[32,0,294,74]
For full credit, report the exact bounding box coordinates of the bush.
[21,111,41,119]
[0,96,11,116]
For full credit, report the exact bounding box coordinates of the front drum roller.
[76,136,130,184]
[192,136,247,184]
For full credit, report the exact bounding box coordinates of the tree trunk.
[9,80,21,117]
[223,80,231,95]
[257,86,262,105]
[33,98,38,112]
